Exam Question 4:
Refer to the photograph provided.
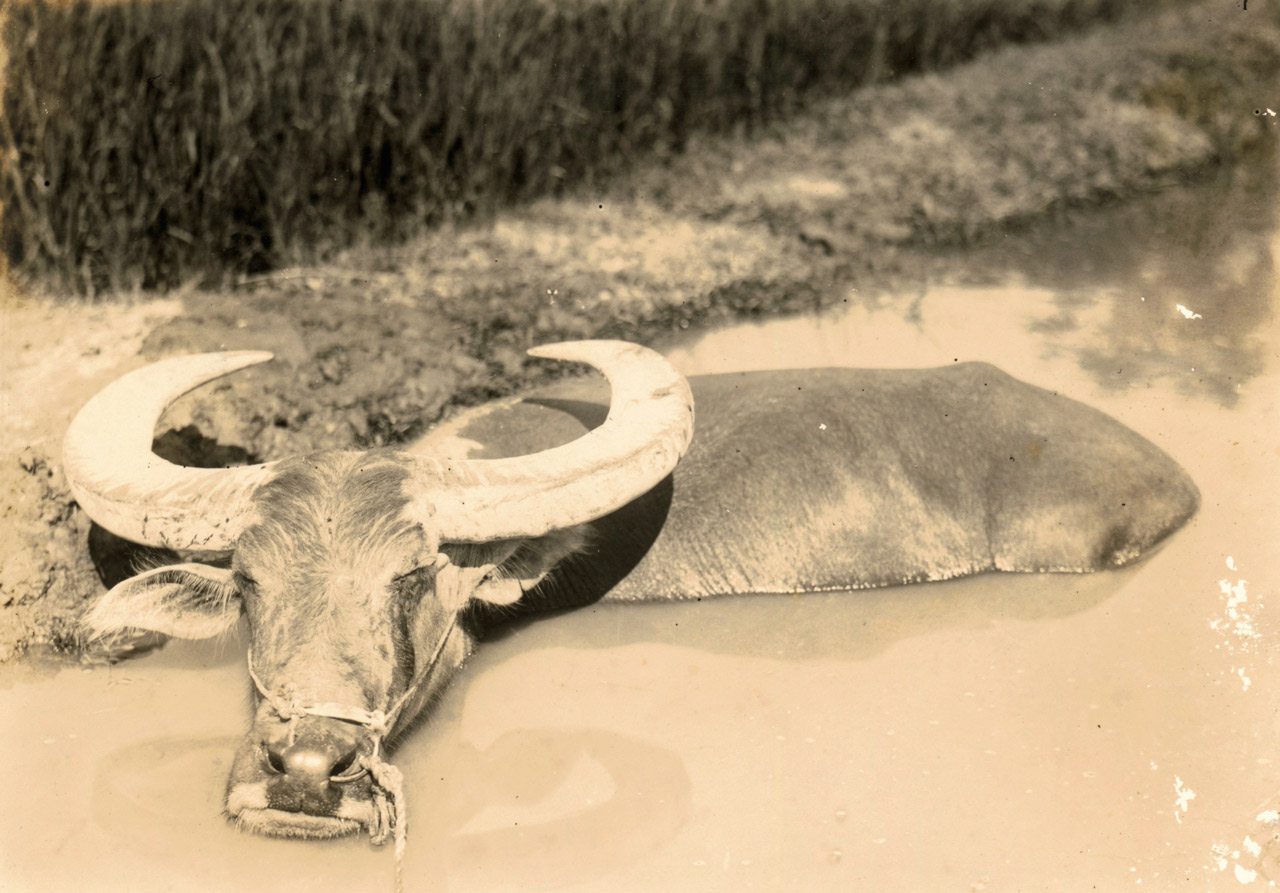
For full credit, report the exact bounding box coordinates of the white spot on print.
[1210,559,1264,693]
[1174,777,1196,824]
[1212,843,1232,872]
[1209,813,1280,884]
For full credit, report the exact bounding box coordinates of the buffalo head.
[64,341,694,844]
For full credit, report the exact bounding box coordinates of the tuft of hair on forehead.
[237,451,428,577]
[254,452,412,520]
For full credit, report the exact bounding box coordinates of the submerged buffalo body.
[64,341,1197,845]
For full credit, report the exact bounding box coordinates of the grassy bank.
[2,0,1160,294]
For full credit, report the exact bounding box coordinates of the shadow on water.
[478,561,1141,666]
[942,157,1278,406]
[91,725,693,892]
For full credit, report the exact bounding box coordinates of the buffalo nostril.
[263,744,286,775]
[329,748,362,781]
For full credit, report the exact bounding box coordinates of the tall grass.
[2,0,1155,293]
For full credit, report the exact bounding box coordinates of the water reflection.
[487,567,1134,664]
[953,159,1277,405]
[408,729,692,889]
[91,725,692,892]
[699,157,1278,406]
[665,157,1276,410]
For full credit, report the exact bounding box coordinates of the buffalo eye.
[391,565,433,595]
[232,571,258,592]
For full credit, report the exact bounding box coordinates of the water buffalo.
[64,340,1198,853]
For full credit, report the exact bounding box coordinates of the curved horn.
[62,352,277,550]
[412,340,695,542]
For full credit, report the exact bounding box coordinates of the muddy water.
[3,168,1278,891]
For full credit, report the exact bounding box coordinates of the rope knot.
[366,752,406,847]
[363,711,391,737]
[270,683,310,722]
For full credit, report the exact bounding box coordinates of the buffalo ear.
[470,577,525,607]
[84,564,241,640]
[432,558,540,610]
[474,526,590,608]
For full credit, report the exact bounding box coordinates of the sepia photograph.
[1,0,1277,889]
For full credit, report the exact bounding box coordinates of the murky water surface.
[3,167,1278,891]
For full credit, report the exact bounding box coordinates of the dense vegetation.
[2,0,1160,293]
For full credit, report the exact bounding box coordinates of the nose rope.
[245,611,459,886]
